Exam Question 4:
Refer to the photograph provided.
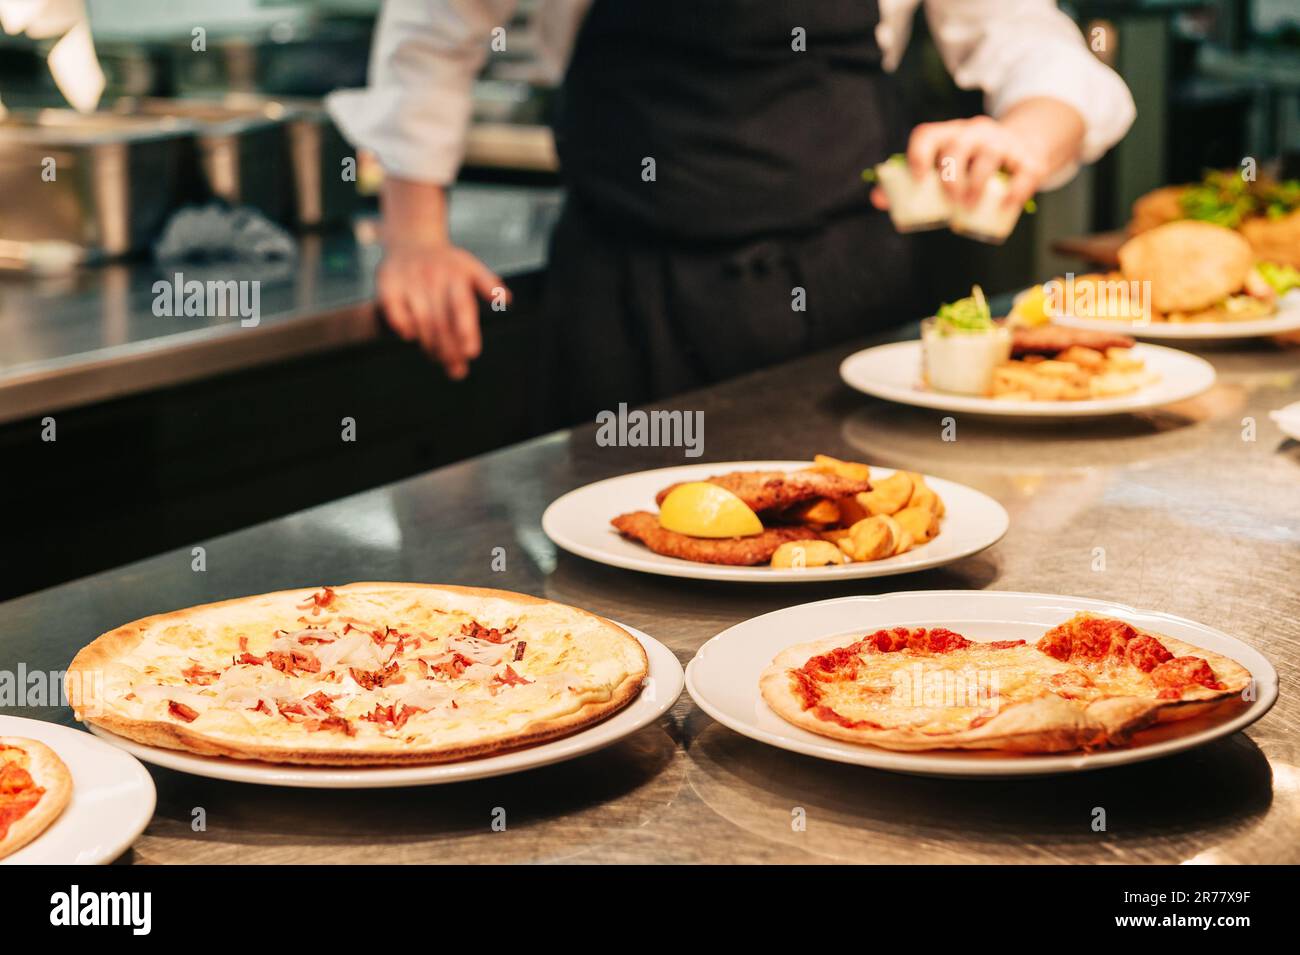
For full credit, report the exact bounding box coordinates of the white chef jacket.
[327,0,1136,190]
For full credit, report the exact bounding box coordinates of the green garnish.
[862,154,908,184]
[935,285,993,332]
[1179,170,1300,228]
[1257,261,1300,296]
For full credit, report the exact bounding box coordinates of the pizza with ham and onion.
[760,613,1252,753]
[67,584,648,766]
[0,738,72,860]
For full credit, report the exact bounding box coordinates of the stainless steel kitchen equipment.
[0,109,198,260]
[113,95,358,228]
[111,96,295,226]
[165,19,372,98]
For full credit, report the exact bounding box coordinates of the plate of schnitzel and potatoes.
[541,458,1008,583]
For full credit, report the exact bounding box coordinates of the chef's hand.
[871,98,1085,211]
[377,177,510,380]
[378,243,507,379]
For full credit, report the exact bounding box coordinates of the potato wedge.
[785,497,841,527]
[810,454,872,483]
[838,515,899,562]
[858,472,913,516]
[836,493,870,526]
[771,539,846,568]
[893,505,940,545]
[907,480,942,516]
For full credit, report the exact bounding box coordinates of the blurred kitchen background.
[2,0,1297,599]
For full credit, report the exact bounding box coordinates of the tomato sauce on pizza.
[761,612,1251,753]
[0,746,45,841]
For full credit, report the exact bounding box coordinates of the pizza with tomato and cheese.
[760,613,1252,753]
[0,738,72,860]
[67,584,648,766]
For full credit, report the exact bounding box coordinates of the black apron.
[542,0,917,420]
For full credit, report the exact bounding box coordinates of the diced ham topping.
[266,649,321,677]
[461,621,516,644]
[362,703,425,729]
[296,586,337,614]
[349,662,403,690]
[491,665,532,689]
[168,700,199,722]
[304,691,336,712]
[431,653,474,679]
[182,664,221,686]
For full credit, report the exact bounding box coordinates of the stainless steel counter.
[3,332,1299,863]
[0,185,561,423]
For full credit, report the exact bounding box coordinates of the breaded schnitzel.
[611,512,818,565]
[1011,324,1135,357]
[653,470,870,514]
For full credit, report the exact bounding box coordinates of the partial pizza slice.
[760,613,1251,754]
[0,737,73,860]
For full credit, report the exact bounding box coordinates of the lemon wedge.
[1009,284,1051,326]
[658,482,763,538]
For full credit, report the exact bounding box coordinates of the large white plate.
[542,461,1008,583]
[0,715,155,864]
[1049,289,1300,340]
[86,624,683,789]
[685,591,1277,778]
[839,341,1216,417]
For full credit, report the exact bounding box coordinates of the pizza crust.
[0,737,73,860]
[759,625,1253,754]
[68,583,649,767]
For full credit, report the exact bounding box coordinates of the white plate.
[839,341,1216,417]
[542,461,1008,583]
[0,715,155,864]
[1271,400,1300,441]
[685,591,1277,777]
[1049,289,1300,340]
[86,625,683,788]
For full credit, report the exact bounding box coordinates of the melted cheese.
[809,643,1164,733]
[98,587,641,750]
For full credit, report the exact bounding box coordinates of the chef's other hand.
[377,176,510,380]
[871,98,1085,212]
[377,243,507,380]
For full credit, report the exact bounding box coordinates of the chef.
[328,0,1134,417]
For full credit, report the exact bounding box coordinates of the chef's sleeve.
[326,0,518,185]
[923,0,1137,188]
